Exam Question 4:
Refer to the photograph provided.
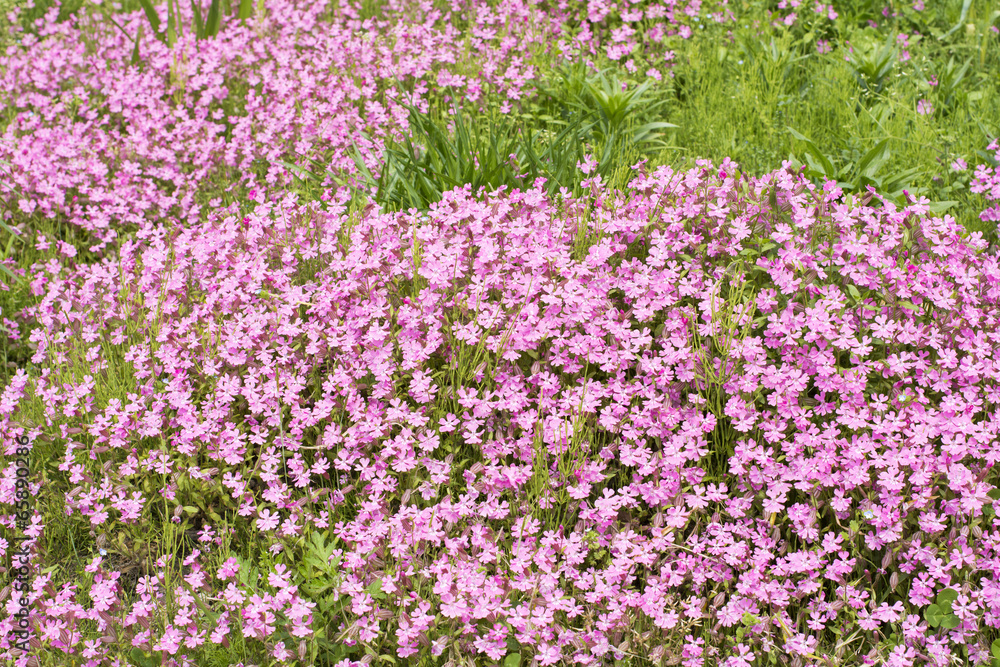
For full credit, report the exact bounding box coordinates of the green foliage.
[343,90,668,213]
[359,101,583,211]
[924,588,961,630]
[736,32,810,98]
[787,126,924,204]
[129,648,163,667]
[663,0,1000,241]
[320,63,679,214]
[574,70,677,152]
[532,61,677,157]
[189,0,223,41]
[928,55,974,114]
[846,32,898,100]
[284,529,374,665]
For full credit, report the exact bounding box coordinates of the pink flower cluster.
[3,152,1000,664]
[0,0,724,252]
[2,1,1000,666]
[0,0,563,251]
[971,141,1000,224]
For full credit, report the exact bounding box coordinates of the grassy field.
[1,0,1000,665]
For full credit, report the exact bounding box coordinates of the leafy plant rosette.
[3,160,1000,665]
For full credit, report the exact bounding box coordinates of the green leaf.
[925,603,944,628]
[130,649,162,667]
[191,0,204,38]
[939,613,960,630]
[928,201,957,214]
[0,263,19,283]
[633,121,679,139]
[846,285,862,302]
[504,654,522,667]
[990,638,1000,658]
[856,140,891,182]
[166,0,176,46]
[205,0,222,37]
[136,0,161,36]
[899,300,919,311]
[787,127,835,178]
[936,588,959,607]
[130,23,143,65]
[238,0,253,19]
[366,578,385,600]
[941,0,973,40]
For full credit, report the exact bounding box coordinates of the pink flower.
[577,154,598,176]
[153,625,183,655]
[217,557,240,581]
[256,508,280,531]
[917,99,934,115]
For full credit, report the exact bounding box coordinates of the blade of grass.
[941,0,974,40]
[856,139,890,182]
[191,0,205,38]
[136,0,161,36]
[205,0,221,37]
[131,23,143,65]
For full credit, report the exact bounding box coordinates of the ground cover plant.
[2,0,1000,666]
